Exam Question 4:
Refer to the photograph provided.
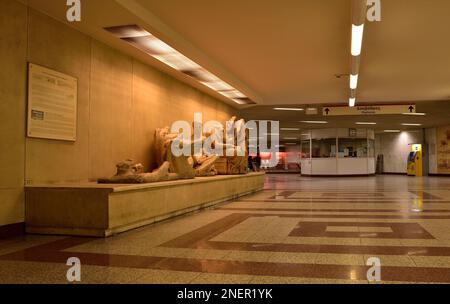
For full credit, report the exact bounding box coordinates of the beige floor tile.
[190,273,253,284]
[315,253,365,265]
[133,270,201,284]
[411,256,450,268]
[363,255,416,267]
[268,252,317,264]
[222,250,274,262]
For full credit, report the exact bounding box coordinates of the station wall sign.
[322,104,416,116]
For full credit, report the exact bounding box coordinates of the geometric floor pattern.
[2,174,450,284]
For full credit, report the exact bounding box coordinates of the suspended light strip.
[351,24,364,56]
[355,122,376,125]
[273,107,304,111]
[350,74,358,89]
[104,25,255,105]
[299,121,328,124]
[349,97,356,107]
[402,112,426,116]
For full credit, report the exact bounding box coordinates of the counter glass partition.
[311,138,337,158]
[338,138,368,158]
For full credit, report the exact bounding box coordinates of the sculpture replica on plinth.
[214,116,248,175]
[97,159,173,184]
[98,116,247,184]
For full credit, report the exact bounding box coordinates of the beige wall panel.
[89,41,133,179]
[165,75,203,124]
[0,190,25,225]
[201,95,218,123]
[0,0,27,225]
[25,10,91,184]
[0,0,27,189]
[131,60,166,171]
[216,99,236,124]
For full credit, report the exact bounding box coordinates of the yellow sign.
[322,104,416,116]
[407,144,422,177]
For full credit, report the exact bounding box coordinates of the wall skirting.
[382,172,407,175]
[0,222,25,239]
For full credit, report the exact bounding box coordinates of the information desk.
[25,172,265,237]
[300,128,376,176]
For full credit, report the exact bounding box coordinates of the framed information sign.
[27,63,77,141]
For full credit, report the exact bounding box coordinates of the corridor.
[1,175,450,284]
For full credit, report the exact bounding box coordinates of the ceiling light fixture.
[104,25,255,105]
[349,97,356,107]
[356,122,377,125]
[350,74,359,89]
[280,128,300,131]
[351,24,364,56]
[299,121,328,124]
[401,123,422,126]
[384,130,401,133]
[283,137,298,140]
[273,107,304,111]
[402,112,426,116]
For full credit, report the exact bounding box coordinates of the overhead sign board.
[322,104,416,116]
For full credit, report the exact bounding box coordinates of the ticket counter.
[300,128,376,176]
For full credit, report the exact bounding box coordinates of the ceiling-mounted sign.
[27,63,78,141]
[322,104,416,116]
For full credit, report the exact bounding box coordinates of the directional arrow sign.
[322,104,416,116]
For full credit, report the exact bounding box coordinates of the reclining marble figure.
[98,159,172,184]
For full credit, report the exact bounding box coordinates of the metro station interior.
[1,0,450,285]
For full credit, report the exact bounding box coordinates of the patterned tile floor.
[1,174,450,284]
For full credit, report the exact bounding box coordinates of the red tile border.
[288,222,434,239]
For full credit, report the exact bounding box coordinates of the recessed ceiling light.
[273,107,304,111]
[351,24,364,56]
[401,123,422,126]
[283,137,298,140]
[402,112,426,116]
[104,25,255,105]
[299,121,328,124]
[350,74,358,89]
[301,133,311,136]
[384,130,401,133]
[280,128,300,131]
[355,122,376,125]
[349,98,356,107]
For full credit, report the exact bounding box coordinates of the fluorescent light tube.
[280,128,300,131]
[349,97,356,107]
[273,107,304,111]
[401,123,422,126]
[402,112,426,116]
[355,122,376,125]
[351,24,364,56]
[350,74,358,89]
[299,121,328,124]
